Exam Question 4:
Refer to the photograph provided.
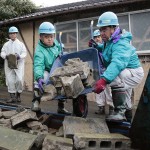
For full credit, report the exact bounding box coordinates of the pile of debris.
[41,58,95,101]
[0,107,131,150]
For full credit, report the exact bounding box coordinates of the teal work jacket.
[34,39,61,81]
[97,30,141,83]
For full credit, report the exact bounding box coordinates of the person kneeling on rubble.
[31,22,70,115]
[90,11,144,122]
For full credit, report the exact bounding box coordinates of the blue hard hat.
[97,11,119,27]
[93,29,100,37]
[9,26,18,33]
[39,22,55,34]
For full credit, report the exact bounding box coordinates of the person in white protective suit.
[89,12,144,122]
[91,29,114,115]
[1,26,27,103]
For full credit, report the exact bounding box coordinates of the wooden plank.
[134,63,150,105]
[0,126,37,150]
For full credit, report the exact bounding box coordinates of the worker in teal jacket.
[89,29,114,115]
[31,22,70,114]
[90,11,144,122]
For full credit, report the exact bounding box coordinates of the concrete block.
[60,74,84,98]
[38,114,52,124]
[50,59,90,80]
[26,121,43,130]
[64,58,90,79]
[7,54,18,69]
[42,135,73,150]
[74,133,131,150]
[2,110,17,119]
[83,69,95,87]
[63,116,109,138]
[43,84,57,94]
[56,126,64,137]
[11,110,38,126]
[41,84,57,101]
[0,126,37,150]
[64,58,82,66]
[0,118,11,128]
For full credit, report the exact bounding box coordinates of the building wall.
[16,19,55,91]
[17,23,34,91]
[15,7,150,93]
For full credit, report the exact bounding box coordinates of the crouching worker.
[89,29,114,115]
[31,22,70,115]
[92,12,144,122]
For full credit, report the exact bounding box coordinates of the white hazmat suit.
[1,39,27,93]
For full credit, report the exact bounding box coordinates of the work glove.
[88,39,98,48]
[38,78,45,93]
[94,78,107,94]
[15,53,21,60]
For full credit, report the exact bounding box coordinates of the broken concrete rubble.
[0,107,131,150]
[42,134,73,150]
[26,120,43,130]
[11,109,38,126]
[60,74,84,98]
[41,84,57,101]
[0,118,11,128]
[63,116,109,138]
[48,58,95,99]
[2,110,17,119]
[50,60,90,80]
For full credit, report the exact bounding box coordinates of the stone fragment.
[60,74,84,98]
[11,110,38,127]
[2,110,17,119]
[42,135,73,150]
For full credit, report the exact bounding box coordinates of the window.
[118,15,129,31]
[56,22,77,53]
[55,10,150,53]
[130,11,150,51]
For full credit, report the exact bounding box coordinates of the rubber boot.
[125,109,132,123]
[106,90,126,121]
[109,106,114,115]
[31,88,41,112]
[95,106,105,115]
[16,92,21,102]
[57,101,71,115]
[31,100,41,112]
[7,93,16,103]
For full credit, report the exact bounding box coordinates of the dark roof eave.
[0,0,146,26]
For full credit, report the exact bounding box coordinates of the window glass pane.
[78,19,98,50]
[130,11,150,51]
[56,23,77,53]
[118,15,129,31]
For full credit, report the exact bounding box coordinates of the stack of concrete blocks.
[50,58,95,99]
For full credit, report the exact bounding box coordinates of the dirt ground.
[0,87,103,118]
